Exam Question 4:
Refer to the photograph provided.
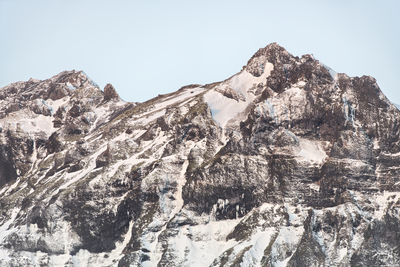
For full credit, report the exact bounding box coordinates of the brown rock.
[95,145,112,168]
[103,83,119,101]
[47,84,68,100]
[45,133,62,154]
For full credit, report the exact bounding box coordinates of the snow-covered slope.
[0,43,399,266]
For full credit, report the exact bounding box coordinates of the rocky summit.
[0,43,399,267]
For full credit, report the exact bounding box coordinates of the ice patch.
[342,96,355,127]
[321,62,337,80]
[265,99,278,124]
[66,82,76,90]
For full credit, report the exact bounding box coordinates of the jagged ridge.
[0,43,399,266]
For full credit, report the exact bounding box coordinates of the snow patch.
[240,230,275,267]
[204,90,252,127]
[342,96,356,127]
[204,62,273,127]
[296,139,327,165]
[258,86,307,125]
[229,62,274,98]
[0,112,55,135]
[373,191,400,219]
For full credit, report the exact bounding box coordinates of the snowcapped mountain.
[0,43,399,266]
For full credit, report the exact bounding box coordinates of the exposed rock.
[103,83,119,101]
[0,43,399,266]
[47,84,69,100]
[45,132,62,154]
[0,144,17,187]
[95,145,112,168]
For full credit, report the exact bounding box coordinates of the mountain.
[0,43,399,267]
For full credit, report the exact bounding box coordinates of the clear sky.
[1,0,399,103]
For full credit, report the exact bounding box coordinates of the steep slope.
[0,43,399,267]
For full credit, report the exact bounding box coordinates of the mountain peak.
[246,42,293,72]
[0,44,400,266]
[256,42,290,55]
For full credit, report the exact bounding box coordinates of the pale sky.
[1,0,399,103]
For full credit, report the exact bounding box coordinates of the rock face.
[0,44,399,266]
[103,83,119,101]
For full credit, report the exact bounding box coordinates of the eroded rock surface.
[0,44,399,266]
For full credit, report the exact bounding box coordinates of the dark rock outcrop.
[0,44,399,266]
[104,83,119,101]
